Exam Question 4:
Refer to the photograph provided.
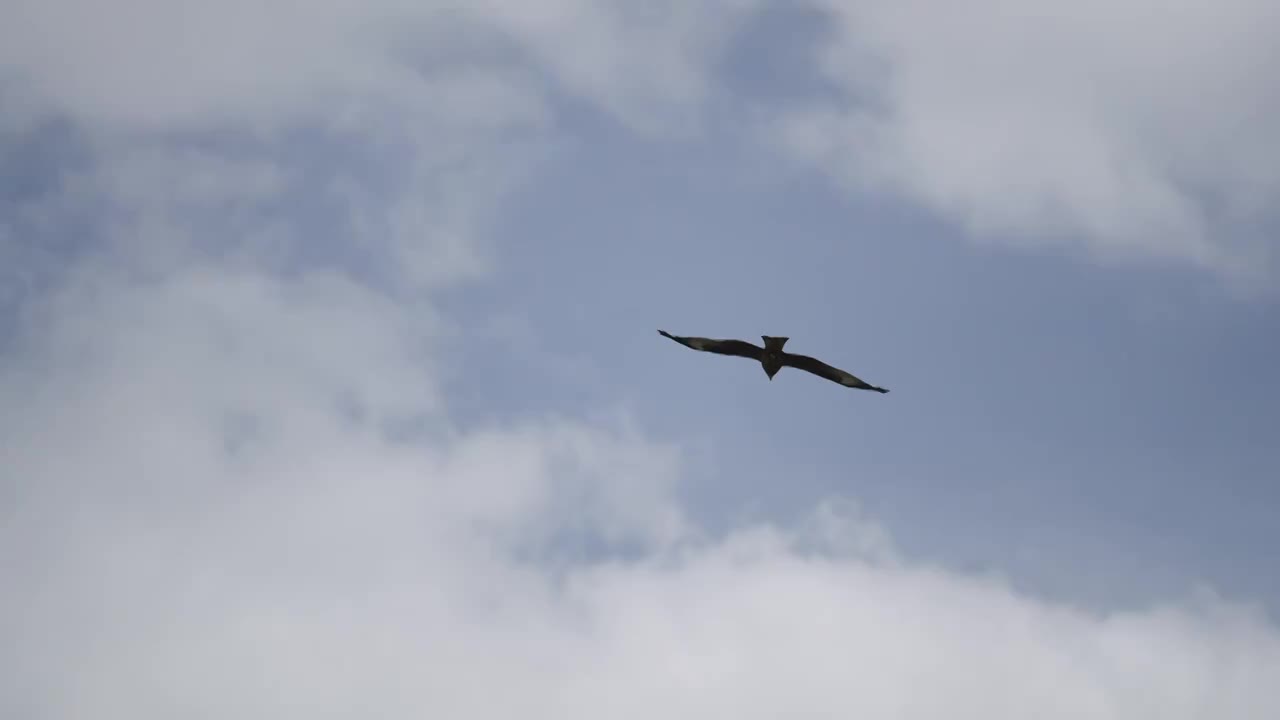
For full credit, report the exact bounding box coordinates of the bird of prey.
[657,329,889,393]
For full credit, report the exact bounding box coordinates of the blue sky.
[455,107,1280,611]
[3,1,1280,717]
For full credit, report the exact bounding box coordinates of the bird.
[657,329,889,393]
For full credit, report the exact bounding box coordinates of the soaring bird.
[657,329,889,393]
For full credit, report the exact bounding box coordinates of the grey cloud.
[12,0,1271,280]
[0,0,757,136]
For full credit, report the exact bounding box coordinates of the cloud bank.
[5,251,1274,712]
[4,250,1279,718]
[4,0,1280,717]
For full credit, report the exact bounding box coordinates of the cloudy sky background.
[3,0,1280,717]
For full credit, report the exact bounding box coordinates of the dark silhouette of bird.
[657,329,889,393]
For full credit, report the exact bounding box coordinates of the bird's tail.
[762,335,789,352]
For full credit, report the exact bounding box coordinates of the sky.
[2,0,1280,717]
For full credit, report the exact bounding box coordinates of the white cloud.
[771,0,1280,279]
[4,250,1280,718]
[3,0,1280,716]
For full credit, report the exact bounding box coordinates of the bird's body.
[760,335,787,379]
[658,329,889,393]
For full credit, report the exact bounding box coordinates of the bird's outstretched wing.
[658,329,763,361]
[782,352,888,393]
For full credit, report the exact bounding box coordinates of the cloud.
[0,0,758,136]
[1,0,769,296]
[4,247,1280,718]
[3,0,1280,716]
[11,0,1275,284]
[770,0,1280,279]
